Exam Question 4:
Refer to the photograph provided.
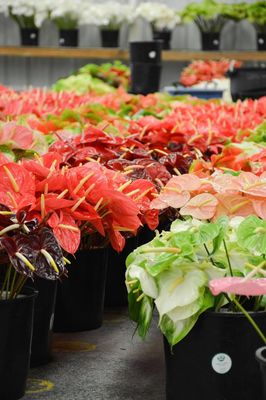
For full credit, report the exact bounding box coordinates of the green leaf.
[237,215,266,256]
[212,216,229,254]
[145,254,178,276]
[138,296,154,339]
[195,222,221,245]
[128,291,141,323]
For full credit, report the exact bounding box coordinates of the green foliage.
[247,1,266,31]
[126,216,266,347]
[248,121,266,143]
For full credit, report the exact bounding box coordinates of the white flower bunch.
[6,0,49,27]
[50,0,89,24]
[81,2,135,28]
[136,2,181,31]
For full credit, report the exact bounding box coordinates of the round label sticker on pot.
[211,353,232,374]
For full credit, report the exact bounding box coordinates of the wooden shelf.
[0,46,265,62]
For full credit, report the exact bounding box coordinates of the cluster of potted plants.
[0,61,266,398]
[180,0,266,51]
[126,171,266,399]
[3,1,266,50]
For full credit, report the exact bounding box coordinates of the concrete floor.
[24,309,165,400]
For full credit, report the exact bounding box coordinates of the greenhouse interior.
[1,0,266,399]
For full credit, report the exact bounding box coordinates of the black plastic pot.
[30,279,57,367]
[59,29,79,47]
[100,29,119,48]
[0,287,37,400]
[20,28,39,46]
[54,248,108,332]
[105,237,138,307]
[152,29,172,50]
[130,63,162,95]
[130,41,162,63]
[228,67,266,101]
[257,33,266,51]
[256,346,266,399]
[201,32,220,50]
[164,310,266,400]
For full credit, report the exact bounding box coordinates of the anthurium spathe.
[126,215,266,346]
[0,204,66,300]
[210,277,266,296]
[0,122,33,150]
[0,162,36,211]
[126,218,226,345]
[151,170,266,221]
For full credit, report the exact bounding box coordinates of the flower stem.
[233,297,266,345]
[223,240,233,277]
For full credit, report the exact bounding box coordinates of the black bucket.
[100,29,119,48]
[130,41,162,63]
[59,29,79,47]
[164,310,266,400]
[152,29,172,50]
[130,63,162,95]
[20,28,39,46]
[256,347,266,399]
[105,237,138,307]
[257,33,266,51]
[54,248,108,332]
[0,287,37,400]
[30,279,57,367]
[228,67,266,101]
[201,32,220,50]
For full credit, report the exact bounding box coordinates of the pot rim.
[0,285,38,305]
[256,346,266,363]
[205,309,266,318]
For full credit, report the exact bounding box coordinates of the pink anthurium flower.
[151,178,190,209]
[238,172,266,198]
[210,277,266,296]
[180,193,218,220]
[0,122,33,150]
[252,200,266,220]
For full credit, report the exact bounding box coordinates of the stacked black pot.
[129,41,162,95]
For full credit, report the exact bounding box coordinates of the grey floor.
[23,309,165,400]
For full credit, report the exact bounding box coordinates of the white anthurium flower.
[155,266,207,316]
[167,299,202,323]
[136,2,180,31]
[6,0,50,27]
[227,216,245,242]
[170,218,203,233]
[80,2,135,27]
[126,264,158,299]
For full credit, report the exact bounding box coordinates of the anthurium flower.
[0,122,33,150]
[180,193,218,220]
[0,163,36,211]
[209,277,266,296]
[48,211,80,254]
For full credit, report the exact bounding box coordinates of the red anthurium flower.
[0,163,36,211]
[0,153,11,166]
[48,211,80,254]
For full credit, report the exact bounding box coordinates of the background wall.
[0,0,259,90]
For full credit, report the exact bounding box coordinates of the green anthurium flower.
[237,215,266,256]
[126,264,158,299]
[160,289,214,347]
[155,265,207,316]
[138,296,154,339]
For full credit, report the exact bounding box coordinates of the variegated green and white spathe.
[126,216,266,347]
